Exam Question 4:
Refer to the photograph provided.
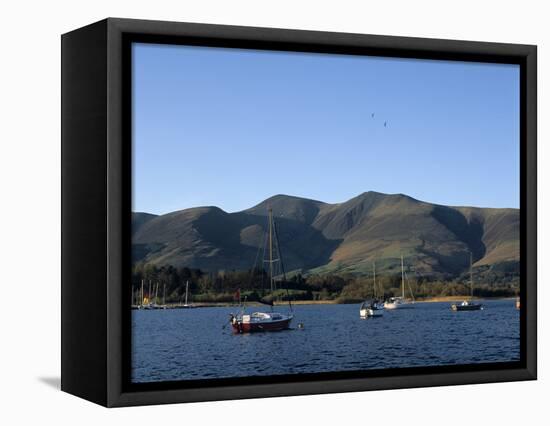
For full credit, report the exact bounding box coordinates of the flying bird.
[384,121,387,127]
[371,113,375,118]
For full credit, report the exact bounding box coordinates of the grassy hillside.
[132,191,519,281]
[131,212,157,235]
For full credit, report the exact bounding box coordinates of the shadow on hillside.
[194,209,342,272]
[431,205,486,264]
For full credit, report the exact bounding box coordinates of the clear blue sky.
[132,43,519,215]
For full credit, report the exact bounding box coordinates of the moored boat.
[451,253,483,311]
[181,280,195,308]
[230,311,293,332]
[149,282,167,309]
[451,300,483,311]
[384,296,404,310]
[384,255,415,310]
[360,299,384,318]
[360,262,384,318]
[230,208,293,333]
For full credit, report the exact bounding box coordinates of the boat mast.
[140,279,144,307]
[373,262,377,299]
[470,252,473,300]
[163,282,166,306]
[185,281,189,305]
[401,255,405,300]
[268,208,274,293]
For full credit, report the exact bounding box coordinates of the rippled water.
[131,299,520,383]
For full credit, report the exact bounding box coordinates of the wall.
[0,1,546,424]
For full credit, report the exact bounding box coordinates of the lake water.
[131,299,520,383]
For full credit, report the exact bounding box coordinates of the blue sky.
[132,43,519,215]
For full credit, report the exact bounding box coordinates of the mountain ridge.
[132,191,519,279]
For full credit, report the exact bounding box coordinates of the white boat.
[181,280,195,308]
[360,300,384,318]
[137,279,145,309]
[150,281,167,309]
[384,296,404,310]
[360,262,384,318]
[384,255,415,309]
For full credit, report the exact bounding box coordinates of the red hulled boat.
[229,208,293,333]
[230,311,293,333]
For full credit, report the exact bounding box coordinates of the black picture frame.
[61,17,537,407]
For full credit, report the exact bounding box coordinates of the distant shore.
[133,296,516,310]
[414,296,515,303]
[274,296,516,305]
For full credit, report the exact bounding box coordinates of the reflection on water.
[131,299,520,383]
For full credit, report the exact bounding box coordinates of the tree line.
[131,262,519,304]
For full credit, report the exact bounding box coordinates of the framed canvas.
[61,18,537,407]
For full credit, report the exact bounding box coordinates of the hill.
[132,192,519,280]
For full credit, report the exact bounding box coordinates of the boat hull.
[360,308,383,318]
[384,302,400,310]
[231,316,292,333]
[386,302,414,310]
[451,303,483,311]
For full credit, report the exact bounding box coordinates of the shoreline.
[414,296,515,303]
[278,296,515,306]
[133,296,515,310]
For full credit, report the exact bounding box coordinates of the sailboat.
[230,208,293,333]
[181,280,195,309]
[360,262,384,318]
[141,280,154,310]
[131,284,140,310]
[451,253,483,311]
[384,255,415,309]
[150,282,165,309]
